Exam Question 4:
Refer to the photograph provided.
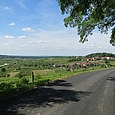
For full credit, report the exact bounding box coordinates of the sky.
[0,0,114,56]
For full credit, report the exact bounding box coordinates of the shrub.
[16,78,29,89]
[15,81,29,91]
[35,74,42,80]
[21,77,29,84]
[15,81,21,88]
[100,64,106,68]
[0,82,13,91]
[6,73,10,77]
[0,73,6,77]
[1,68,6,72]
[17,72,24,79]
[16,70,31,79]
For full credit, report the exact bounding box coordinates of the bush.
[16,78,29,89]
[16,70,31,79]
[0,73,6,77]
[15,81,22,88]
[0,82,13,91]
[100,64,106,68]
[6,73,10,77]
[35,78,50,86]
[21,77,29,84]
[17,72,24,79]
[1,68,6,72]
[35,74,42,80]
[15,81,29,91]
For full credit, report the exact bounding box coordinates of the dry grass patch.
[9,72,19,77]
[33,70,55,76]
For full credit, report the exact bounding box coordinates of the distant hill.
[0,53,115,59]
[0,55,52,59]
[86,52,115,58]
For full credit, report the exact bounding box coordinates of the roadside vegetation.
[0,52,115,100]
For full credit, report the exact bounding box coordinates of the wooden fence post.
[32,71,34,83]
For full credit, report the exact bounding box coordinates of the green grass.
[0,57,115,100]
[0,77,19,83]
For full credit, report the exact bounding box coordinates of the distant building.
[3,63,9,66]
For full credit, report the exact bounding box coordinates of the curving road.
[0,68,115,115]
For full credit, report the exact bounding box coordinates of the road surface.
[0,68,115,115]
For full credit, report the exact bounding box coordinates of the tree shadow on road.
[2,111,25,115]
[106,77,115,82]
[47,79,73,87]
[0,79,92,115]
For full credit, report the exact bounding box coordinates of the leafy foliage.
[58,0,115,45]
[0,82,13,91]
[1,68,6,72]
[35,74,42,80]
[86,52,115,58]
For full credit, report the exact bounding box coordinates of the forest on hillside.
[86,53,115,58]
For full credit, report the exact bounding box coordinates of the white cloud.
[18,36,26,39]
[38,41,45,43]
[22,27,35,32]
[9,22,15,26]
[0,6,10,10]
[50,41,54,43]
[57,47,64,50]
[29,41,33,44]
[98,46,102,49]
[5,44,9,46]
[0,6,13,14]
[91,43,97,47]
[38,28,43,31]
[5,35,15,39]
[10,42,14,44]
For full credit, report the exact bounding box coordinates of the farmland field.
[0,53,115,99]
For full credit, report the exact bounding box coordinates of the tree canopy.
[57,0,115,46]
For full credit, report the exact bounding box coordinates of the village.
[0,53,115,76]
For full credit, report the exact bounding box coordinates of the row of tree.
[86,53,115,58]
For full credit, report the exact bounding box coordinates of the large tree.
[57,0,115,45]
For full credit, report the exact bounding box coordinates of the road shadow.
[2,111,25,115]
[47,79,73,87]
[0,80,92,115]
[106,77,115,82]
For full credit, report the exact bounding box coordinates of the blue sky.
[0,0,114,56]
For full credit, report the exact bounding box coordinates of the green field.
[0,54,115,100]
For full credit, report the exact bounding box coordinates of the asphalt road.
[0,68,115,115]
